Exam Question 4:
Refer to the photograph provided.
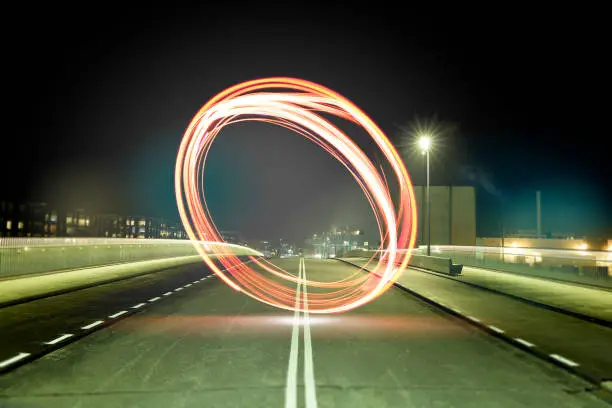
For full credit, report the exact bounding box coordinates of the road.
[0,258,608,407]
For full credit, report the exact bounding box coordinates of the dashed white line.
[467,316,481,323]
[132,303,146,309]
[550,354,579,367]
[149,297,161,302]
[488,325,504,334]
[184,284,192,287]
[0,352,30,368]
[81,320,104,330]
[109,310,128,318]
[514,338,535,348]
[44,334,74,345]
[174,287,183,292]
[163,292,173,296]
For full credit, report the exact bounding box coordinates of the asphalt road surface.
[0,258,608,407]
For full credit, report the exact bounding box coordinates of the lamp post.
[418,135,432,256]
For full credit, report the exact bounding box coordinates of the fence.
[0,238,261,278]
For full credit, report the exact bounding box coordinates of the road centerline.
[285,257,303,408]
[302,257,318,408]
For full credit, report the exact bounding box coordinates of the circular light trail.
[175,77,417,313]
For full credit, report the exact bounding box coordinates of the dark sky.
[4,4,610,241]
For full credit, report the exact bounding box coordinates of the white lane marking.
[285,257,302,408]
[163,292,173,296]
[132,303,146,309]
[488,325,504,334]
[81,320,104,330]
[0,352,30,368]
[149,297,161,302]
[550,354,579,367]
[184,284,192,287]
[514,338,535,348]
[467,316,481,322]
[109,310,128,318]
[174,287,183,292]
[44,334,74,345]
[302,257,318,408]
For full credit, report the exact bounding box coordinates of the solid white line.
[81,320,104,330]
[132,303,146,309]
[467,316,481,322]
[302,257,318,408]
[109,310,128,318]
[0,352,30,368]
[163,292,173,296]
[285,257,302,408]
[488,325,504,334]
[149,297,161,302]
[514,338,535,348]
[550,354,579,367]
[44,334,74,345]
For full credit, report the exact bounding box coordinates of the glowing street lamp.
[419,135,432,256]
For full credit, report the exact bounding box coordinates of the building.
[307,227,365,258]
[413,185,476,246]
[63,208,93,236]
[93,214,125,238]
[124,216,187,239]
[0,201,57,237]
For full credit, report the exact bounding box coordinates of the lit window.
[18,221,24,230]
[6,220,12,230]
[66,216,73,224]
[139,220,146,226]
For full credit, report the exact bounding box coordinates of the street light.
[418,135,432,256]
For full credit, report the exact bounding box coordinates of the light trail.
[175,77,418,313]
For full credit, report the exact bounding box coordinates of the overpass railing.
[0,238,261,279]
[343,245,611,288]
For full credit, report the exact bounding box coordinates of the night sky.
[4,4,609,242]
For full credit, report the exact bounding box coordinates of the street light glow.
[418,135,432,152]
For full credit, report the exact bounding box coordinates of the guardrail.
[0,238,262,278]
[344,245,611,288]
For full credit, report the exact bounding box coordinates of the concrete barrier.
[345,249,463,276]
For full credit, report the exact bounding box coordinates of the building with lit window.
[307,227,365,258]
[93,214,125,238]
[124,216,187,239]
[63,208,92,236]
[0,201,57,237]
